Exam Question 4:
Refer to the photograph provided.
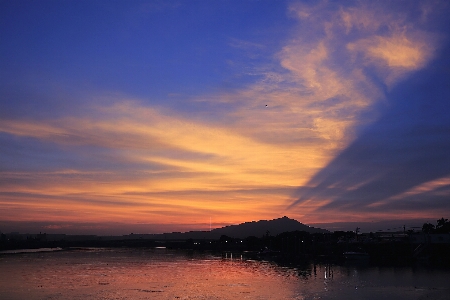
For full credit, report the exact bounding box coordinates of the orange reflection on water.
[0,248,301,300]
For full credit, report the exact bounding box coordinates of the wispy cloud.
[285,0,450,223]
[0,97,308,229]
[1,0,449,233]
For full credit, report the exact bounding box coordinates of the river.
[0,247,449,299]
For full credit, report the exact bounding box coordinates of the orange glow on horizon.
[0,1,448,234]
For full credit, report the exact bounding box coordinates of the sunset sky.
[1,0,450,235]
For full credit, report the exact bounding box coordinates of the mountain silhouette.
[36,217,329,241]
[209,216,328,238]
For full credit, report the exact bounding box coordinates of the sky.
[1,0,450,235]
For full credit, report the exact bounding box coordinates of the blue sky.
[1,1,291,106]
[1,0,449,234]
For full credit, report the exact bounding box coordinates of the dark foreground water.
[0,248,449,300]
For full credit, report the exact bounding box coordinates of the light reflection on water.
[0,248,449,299]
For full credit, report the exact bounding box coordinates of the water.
[0,248,449,299]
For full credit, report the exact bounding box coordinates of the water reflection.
[0,248,449,300]
[324,264,333,279]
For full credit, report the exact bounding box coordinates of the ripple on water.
[1,249,449,300]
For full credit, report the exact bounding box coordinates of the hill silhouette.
[210,216,328,239]
[104,216,328,240]
[1,217,328,243]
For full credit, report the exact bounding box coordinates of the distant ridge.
[29,217,329,241]
[210,216,328,238]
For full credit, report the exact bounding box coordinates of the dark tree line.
[422,218,450,234]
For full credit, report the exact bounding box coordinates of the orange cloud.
[0,1,445,232]
[0,100,319,229]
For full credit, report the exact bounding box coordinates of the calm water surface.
[1,248,449,299]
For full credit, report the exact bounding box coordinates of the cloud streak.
[1,1,449,233]
[289,3,450,222]
[0,98,309,230]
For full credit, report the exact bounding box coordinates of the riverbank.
[1,230,449,267]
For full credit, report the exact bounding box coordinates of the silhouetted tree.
[422,223,435,233]
[421,218,450,234]
[437,218,448,227]
[435,218,450,233]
